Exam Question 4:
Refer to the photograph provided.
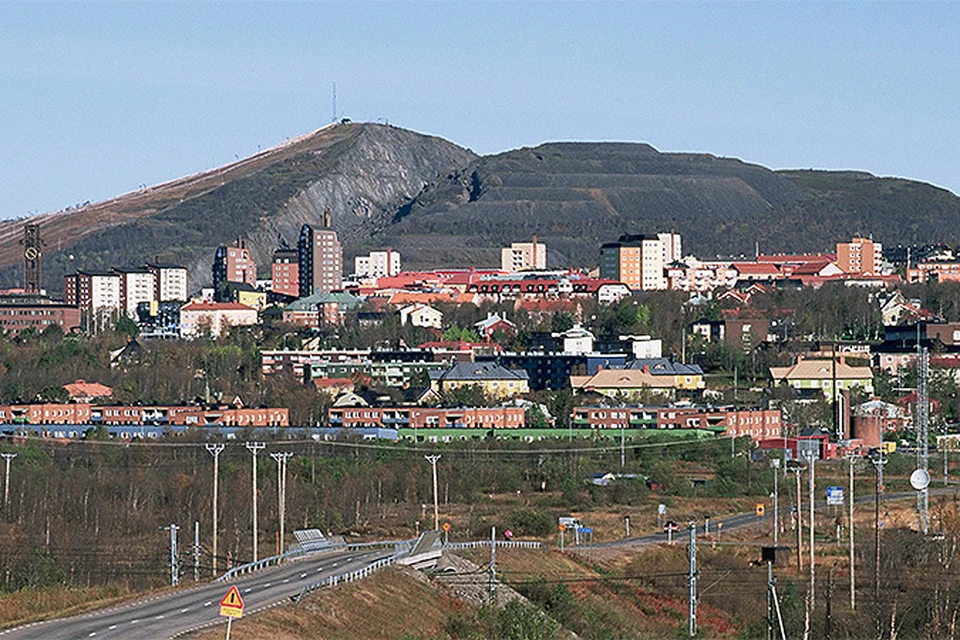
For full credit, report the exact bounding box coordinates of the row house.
[282,291,361,328]
[907,261,960,284]
[180,301,258,339]
[570,405,781,441]
[0,403,288,427]
[328,405,525,430]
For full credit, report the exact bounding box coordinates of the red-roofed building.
[63,380,113,403]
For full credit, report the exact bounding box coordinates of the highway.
[0,548,391,640]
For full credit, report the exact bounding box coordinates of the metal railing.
[443,540,543,550]
[216,539,409,582]
[294,555,396,604]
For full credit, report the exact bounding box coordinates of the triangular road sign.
[220,585,244,618]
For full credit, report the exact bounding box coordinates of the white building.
[399,303,443,329]
[179,301,258,339]
[113,268,156,318]
[354,249,401,279]
[553,324,595,354]
[147,263,188,302]
[501,238,547,272]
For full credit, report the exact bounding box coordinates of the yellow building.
[428,362,530,400]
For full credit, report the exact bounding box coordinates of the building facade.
[213,237,257,300]
[355,249,401,279]
[146,263,188,302]
[113,268,156,318]
[298,220,343,297]
[271,248,300,298]
[501,238,547,272]
[599,234,669,290]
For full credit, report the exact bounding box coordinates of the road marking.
[108,625,117,630]
[131,619,139,624]
[244,588,252,593]
[265,582,271,587]
[180,608,189,613]
[282,579,290,583]
[300,573,307,578]
[155,615,164,620]
[88,633,96,637]
[204,602,212,607]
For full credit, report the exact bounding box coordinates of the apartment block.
[64,270,122,321]
[501,237,547,272]
[298,216,343,296]
[213,237,257,300]
[599,234,669,290]
[146,263,188,302]
[837,236,882,275]
[271,248,299,297]
[355,249,401,278]
[113,267,156,318]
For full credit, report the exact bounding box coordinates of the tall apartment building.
[113,267,156,318]
[146,262,188,302]
[64,270,122,327]
[658,232,682,265]
[501,237,547,272]
[271,248,300,297]
[836,236,882,275]
[599,233,671,290]
[355,249,401,278]
[213,237,257,301]
[298,214,342,297]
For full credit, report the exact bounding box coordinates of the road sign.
[658,503,667,516]
[826,485,845,506]
[579,527,593,534]
[558,523,567,532]
[220,585,244,618]
[559,516,578,526]
[442,522,451,532]
[755,503,765,517]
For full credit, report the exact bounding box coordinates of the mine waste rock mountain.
[3,122,960,291]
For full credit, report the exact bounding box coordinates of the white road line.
[180,608,189,613]
[108,625,117,630]
[282,579,290,583]
[204,602,212,607]
[155,615,164,620]
[88,633,96,637]
[131,619,139,624]
[300,573,307,578]
[264,583,271,587]
[243,588,252,593]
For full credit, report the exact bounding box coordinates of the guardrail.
[294,555,396,604]
[216,539,410,582]
[443,540,543,550]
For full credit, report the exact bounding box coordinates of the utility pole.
[489,526,496,603]
[270,452,293,555]
[245,442,266,562]
[792,466,803,573]
[846,455,856,611]
[205,443,224,576]
[161,524,179,586]
[1,453,17,509]
[871,450,887,603]
[918,346,930,534]
[806,451,816,610]
[771,458,780,545]
[425,455,441,531]
[193,521,200,582]
[688,523,698,637]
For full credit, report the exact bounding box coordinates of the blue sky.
[2,1,959,220]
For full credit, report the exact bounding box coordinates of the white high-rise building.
[113,268,156,318]
[355,249,401,278]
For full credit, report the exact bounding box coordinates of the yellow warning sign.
[220,585,244,618]
[755,503,765,518]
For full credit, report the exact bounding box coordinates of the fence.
[216,539,407,582]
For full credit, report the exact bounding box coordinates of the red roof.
[732,262,781,276]
[64,379,113,399]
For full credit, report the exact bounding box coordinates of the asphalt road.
[0,548,391,640]
[595,485,960,550]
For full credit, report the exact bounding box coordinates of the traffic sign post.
[220,585,244,640]
[442,521,451,545]
[558,523,566,551]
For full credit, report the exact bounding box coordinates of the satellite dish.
[910,468,931,491]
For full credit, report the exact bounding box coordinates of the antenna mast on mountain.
[332,82,337,123]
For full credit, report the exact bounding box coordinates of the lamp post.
[270,452,293,554]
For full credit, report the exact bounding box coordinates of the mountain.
[3,124,960,293]
[0,123,476,292]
